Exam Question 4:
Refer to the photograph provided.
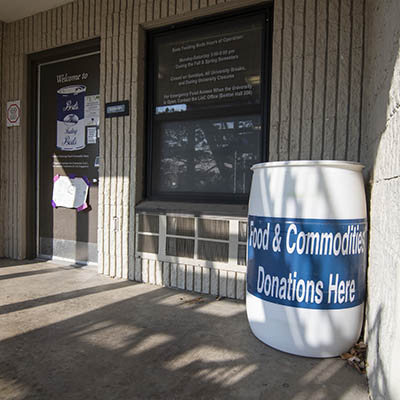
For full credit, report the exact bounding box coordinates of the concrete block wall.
[0,0,366,278]
[1,19,27,260]
[362,1,400,399]
[270,0,365,162]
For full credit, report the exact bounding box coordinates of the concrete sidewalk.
[0,259,369,400]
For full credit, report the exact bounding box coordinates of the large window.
[147,7,272,202]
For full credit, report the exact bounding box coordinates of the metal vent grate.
[198,240,229,262]
[198,218,229,240]
[167,216,195,236]
[139,214,159,233]
[136,213,247,271]
[166,237,195,258]
[138,234,158,254]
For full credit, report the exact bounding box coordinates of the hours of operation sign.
[154,14,263,114]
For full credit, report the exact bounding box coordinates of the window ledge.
[135,200,248,218]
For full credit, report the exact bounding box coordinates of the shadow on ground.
[0,260,368,400]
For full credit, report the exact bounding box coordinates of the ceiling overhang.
[0,0,73,23]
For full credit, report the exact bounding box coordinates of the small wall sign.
[6,100,21,127]
[105,100,129,118]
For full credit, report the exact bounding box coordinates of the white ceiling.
[0,0,73,23]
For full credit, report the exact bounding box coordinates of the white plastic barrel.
[246,160,367,357]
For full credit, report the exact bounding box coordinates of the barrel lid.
[251,160,364,171]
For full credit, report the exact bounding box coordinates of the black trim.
[263,9,274,165]
[145,4,273,204]
[27,38,100,259]
[148,3,273,36]
[28,38,100,64]
[146,32,156,200]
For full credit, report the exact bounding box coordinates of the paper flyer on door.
[52,175,91,211]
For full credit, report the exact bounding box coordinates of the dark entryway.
[32,43,100,264]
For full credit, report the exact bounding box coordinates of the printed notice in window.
[149,10,271,199]
[154,14,263,114]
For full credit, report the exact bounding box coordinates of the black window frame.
[146,4,273,204]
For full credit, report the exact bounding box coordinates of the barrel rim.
[251,160,364,171]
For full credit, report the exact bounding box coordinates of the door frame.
[27,38,101,259]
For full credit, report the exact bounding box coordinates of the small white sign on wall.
[6,100,21,127]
